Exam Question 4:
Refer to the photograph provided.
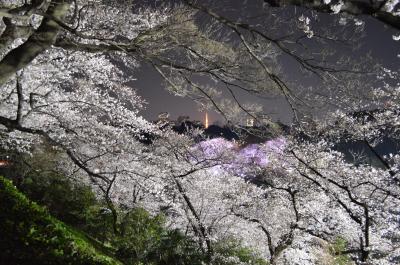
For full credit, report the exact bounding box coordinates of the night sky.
[131,0,399,125]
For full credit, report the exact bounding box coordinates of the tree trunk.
[0,0,71,87]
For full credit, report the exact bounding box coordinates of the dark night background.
[130,0,399,125]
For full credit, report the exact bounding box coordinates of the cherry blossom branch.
[264,0,400,31]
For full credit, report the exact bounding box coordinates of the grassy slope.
[0,176,122,265]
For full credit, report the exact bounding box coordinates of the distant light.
[246,118,254,127]
[205,112,209,128]
[0,160,11,167]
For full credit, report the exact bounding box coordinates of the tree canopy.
[0,0,399,264]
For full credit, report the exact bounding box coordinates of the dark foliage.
[0,176,121,265]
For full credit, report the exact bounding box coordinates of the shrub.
[329,237,352,265]
[114,207,205,265]
[212,238,268,265]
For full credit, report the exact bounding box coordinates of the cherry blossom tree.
[136,74,400,264]
[263,0,400,30]
[0,1,399,265]
[1,0,387,126]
